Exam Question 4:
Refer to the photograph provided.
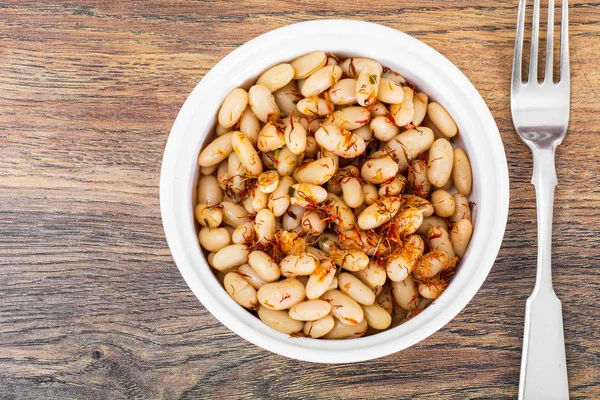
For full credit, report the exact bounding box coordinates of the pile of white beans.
[195,52,473,339]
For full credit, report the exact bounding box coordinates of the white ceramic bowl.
[160,19,509,363]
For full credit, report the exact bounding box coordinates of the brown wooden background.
[1,1,599,399]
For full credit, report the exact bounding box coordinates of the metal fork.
[511,0,570,398]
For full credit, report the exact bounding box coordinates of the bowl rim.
[160,19,509,363]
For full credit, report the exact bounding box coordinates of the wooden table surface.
[2,1,600,399]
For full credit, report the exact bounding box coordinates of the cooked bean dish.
[195,52,473,339]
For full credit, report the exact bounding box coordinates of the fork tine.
[545,0,555,83]
[513,0,527,86]
[560,0,570,82]
[529,0,541,83]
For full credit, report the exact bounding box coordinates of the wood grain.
[1,1,599,398]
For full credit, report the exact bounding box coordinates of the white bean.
[392,127,435,161]
[431,189,456,218]
[274,80,302,116]
[452,148,472,196]
[301,65,343,98]
[427,102,457,137]
[328,78,358,105]
[385,235,424,282]
[338,273,376,305]
[221,201,249,228]
[353,124,373,142]
[253,209,275,244]
[317,234,339,255]
[417,215,448,236]
[212,244,250,271]
[268,176,294,217]
[237,263,268,289]
[200,164,218,176]
[427,138,454,187]
[231,221,254,244]
[370,101,389,117]
[280,252,319,277]
[291,51,328,79]
[306,246,329,261]
[276,146,298,177]
[282,204,305,231]
[381,70,406,84]
[238,106,261,143]
[361,156,399,184]
[353,261,387,292]
[377,78,404,104]
[194,203,223,228]
[198,227,230,252]
[314,124,366,158]
[376,283,394,314]
[450,193,471,223]
[248,250,281,282]
[296,97,331,116]
[357,196,403,230]
[232,131,263,176]
[451,219,473,258]
[257,278,305,310]
[382,135,409,173]
[362,184,379,205]
[322,317,367,339]
[218,88,248,128]
[227,152,246,196]
[391,274,420,310]
[258,170,279,193]
[390,207,424,237]
[340,57,383,77]
[402,194,434,217]
[341,176,364,208]
[378,175,406,197]
[418,278,448,299]
[303,315,335,338]
[327,276,339,291]
[197,175,223,205]
[250,185,269,212]
[412,92,429,126]
[370,115,400,141]
[198,132,234,167]
[242,195,254,214]
[256,63,295,92]
[331,248,369,272]
[321,290,364,325]
[257,122,285,152]
[306,258,337,299]
[283,116,307,155]
[414,249,449,280]
[224,272,258,309]
[428,226,456,260]
[301,210,327,235]
[362,303,392,330]
[289,183,328,207]
[408,158,431,197]
[323,193,356,231]
[249,84,280,123]
[355,66,380,107]
[216,123,233,137]
[289,300,332,321]
[258,306,304,334]
[293,157,337,185]
[390,86,415,126]
[328,106,370,131]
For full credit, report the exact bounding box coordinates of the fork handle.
[519,146,569,400]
